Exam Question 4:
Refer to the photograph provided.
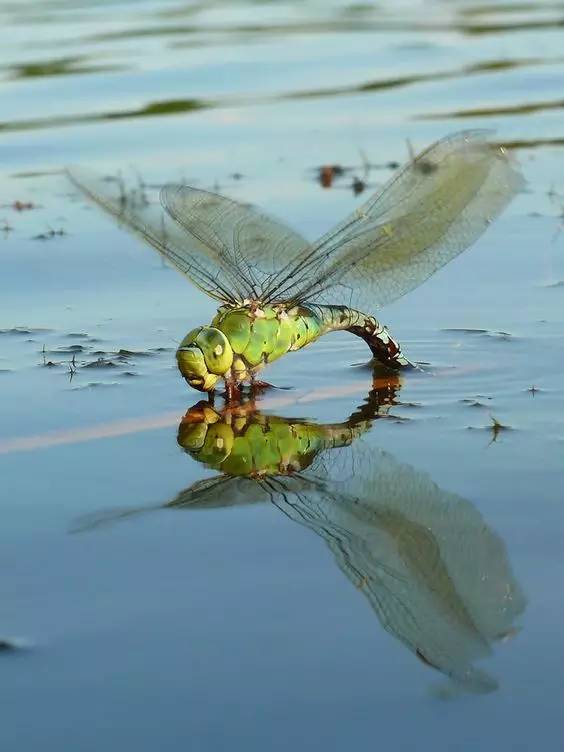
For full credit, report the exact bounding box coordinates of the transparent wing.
[272,443,526,694]
[71,475,269,532]
[166,474,269,509]
[262,131,524,311]
[67,168,309,304]
[160,184,311,293]
[67,167,241,303]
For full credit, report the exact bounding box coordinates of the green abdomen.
[178,408,364,477]
[212,303,409,378]
[211,305,322,377]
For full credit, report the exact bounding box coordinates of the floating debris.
[312,147,400,193]
[1,219,14,235]
[83,357,117,369]
[43,344,85,355]
[351,176,366,195]
[1,327,52,336]
[70,381,120,390]
[442,328,513,340]
[1,200,39,212]
[488,415,512,443]
[442,327,489,334]
[317,164,349,188]
[116,348,154,358]
[468,415,513,443]
[0,637,29,652]
[460,398,487,408]
[33,226,67,241]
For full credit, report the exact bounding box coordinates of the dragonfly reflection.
[80,374,525,694]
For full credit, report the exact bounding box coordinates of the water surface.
[1,1,563,750]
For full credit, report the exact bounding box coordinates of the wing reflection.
[270,448,525,695]
[78,372,525,693]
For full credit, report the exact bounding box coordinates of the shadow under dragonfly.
[77,372,525,695]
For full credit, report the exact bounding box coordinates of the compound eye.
[176,345,207,379]
[195,328,233,375]
[179,327,203,349]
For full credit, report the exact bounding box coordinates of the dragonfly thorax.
[176,326,234,392]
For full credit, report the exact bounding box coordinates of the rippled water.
[1,1,563,750]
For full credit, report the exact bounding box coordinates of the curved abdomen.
[213,303,411,379]
[309,304,412,367]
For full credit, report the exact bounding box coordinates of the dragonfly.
[68,130,523,399]
[76,383,525,694]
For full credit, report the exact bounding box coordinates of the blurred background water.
[0,1,563,750]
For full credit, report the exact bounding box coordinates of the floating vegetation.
[488,415,512,443]
[34,338,168,379]
[8,55,123,81]
[442,328,513,339]
[83,358,118,369]
[70,381,120,390]
[459,398,487,408]
[1,327,52,336]
[467,414,513,443]
[44,344,85,355]
[116,348,156,358]
[442,327,489,334]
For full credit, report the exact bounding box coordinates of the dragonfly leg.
[224,379,242,402]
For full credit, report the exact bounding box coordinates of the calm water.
[1,1,563,749]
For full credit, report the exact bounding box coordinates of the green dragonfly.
[68,131,522,399]
[76,381,525,694]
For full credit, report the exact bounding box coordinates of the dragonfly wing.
[167,474,270,509]
[68,168,265,304]
[273,442,525,693]
[160,184,311,297]
[71,474,268,532]
[262,132,523,311]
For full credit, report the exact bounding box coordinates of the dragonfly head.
[177,402,235,469]
[176,326,234,392]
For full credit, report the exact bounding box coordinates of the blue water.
[0,1,563,749]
